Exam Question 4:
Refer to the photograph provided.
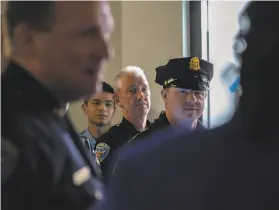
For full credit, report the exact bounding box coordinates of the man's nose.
[98,103,107,111]
[95,36,113,60]
[185,92,197,102]
[136,90,144,100]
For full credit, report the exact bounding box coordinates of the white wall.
[68,1,183,132]
[203,1,247,128]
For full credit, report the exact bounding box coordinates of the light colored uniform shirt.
[79,128,97,155]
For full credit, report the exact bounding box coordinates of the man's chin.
[94,121,106,127]
[135,107,149,117]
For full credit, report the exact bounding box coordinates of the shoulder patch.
[95,143,110,164]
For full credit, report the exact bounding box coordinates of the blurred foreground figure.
[2,1,113,210]
[107,2,279,210]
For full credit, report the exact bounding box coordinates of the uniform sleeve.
[1,135,48,210]
[1,137,19,184]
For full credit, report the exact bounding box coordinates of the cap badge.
[189,57,201,71]
[164,78,177,86]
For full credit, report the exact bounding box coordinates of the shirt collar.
[121,117,151,131]
[80,128,97,143]
[3,61,61,112]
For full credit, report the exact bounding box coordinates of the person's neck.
[88,122,110,139]
[11,55,67,105]
[124,114,147,132]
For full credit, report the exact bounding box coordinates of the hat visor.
[163,80,209,91]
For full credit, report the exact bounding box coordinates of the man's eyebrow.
[127,85,136,88]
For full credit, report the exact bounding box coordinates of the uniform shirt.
[80,128,97,155]
[111,111,205,174]
[1,61,104,210]
[128,111,205,144]
[94,117,151,178]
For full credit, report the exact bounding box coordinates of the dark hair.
[103,82,115,94]
[83,82,114,104]
[5,1,55,40]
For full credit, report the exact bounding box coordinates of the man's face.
[83,92,115,126]
[32,1,114,101]
[163,87,206,123]
[116,72,151,119]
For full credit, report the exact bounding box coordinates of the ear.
[113,93,123,109]
[13,23,34,49]
[112,105,117,116]
[113,93,119,104]
[161,89,168,105]
[81,103,87,115]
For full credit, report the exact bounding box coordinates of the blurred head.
[232,2,279,131]
[82,82,115,127]
[6,1,114,101]
[155,57,213,125]
[162,87,207,123]
[113,66,151,120]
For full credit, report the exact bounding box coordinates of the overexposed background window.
[202,1,247,128]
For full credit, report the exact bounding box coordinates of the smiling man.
[80,82,116,154]
[156,57,213,131]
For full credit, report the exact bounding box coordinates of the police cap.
[155,57,214,91]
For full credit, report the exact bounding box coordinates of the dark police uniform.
[127,111,205,145]
[2,61,104,210]
[94,117,151,177]
[106,3,279,210]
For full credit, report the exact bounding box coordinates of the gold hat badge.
[189,57,201,71]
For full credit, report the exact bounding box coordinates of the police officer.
[128,57,213,143]
[80,82,116,154]
[106,2,279,210]
[95,66,151,178]
[2,1,113,210]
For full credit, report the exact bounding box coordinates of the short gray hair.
[112,66,147,91]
